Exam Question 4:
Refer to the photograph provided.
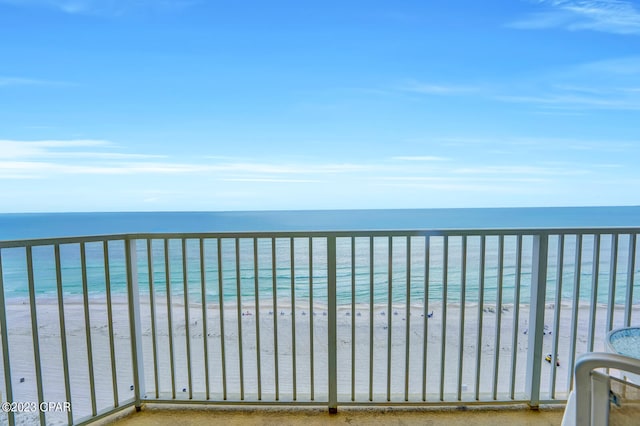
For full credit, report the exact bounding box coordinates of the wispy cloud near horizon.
[0,136,635,209]
[509,0,640,35]
[391,156,449,162]
[0,139,377,180]
[0,139,179,178]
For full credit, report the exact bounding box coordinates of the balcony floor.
[104,405,564,426]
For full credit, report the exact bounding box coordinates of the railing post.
[327,236,338,414]
[525,233,548,409]
[0,252,15,426]
[126,239,146,411]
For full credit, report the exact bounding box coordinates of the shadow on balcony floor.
[104,405,564,426]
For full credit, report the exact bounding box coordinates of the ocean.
[2,207,640,240]
[1,207,639,305]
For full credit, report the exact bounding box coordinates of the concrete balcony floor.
[104,405,564,426]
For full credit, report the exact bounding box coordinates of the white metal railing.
[0,228,638,425]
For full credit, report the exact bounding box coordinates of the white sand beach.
[1,296,637,425]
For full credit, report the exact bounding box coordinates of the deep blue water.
[1,206,640,240]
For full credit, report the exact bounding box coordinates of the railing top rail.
[1,226,640,249]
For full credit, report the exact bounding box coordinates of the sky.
[1,0,639,213]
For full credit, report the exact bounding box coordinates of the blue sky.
[1,0,639,212]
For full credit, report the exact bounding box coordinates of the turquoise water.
[1,208,639,305]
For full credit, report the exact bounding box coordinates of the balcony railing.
[0,228,638,425]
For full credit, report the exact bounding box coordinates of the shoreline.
[5,293,639,310]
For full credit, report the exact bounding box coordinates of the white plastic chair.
[562,352,640,426]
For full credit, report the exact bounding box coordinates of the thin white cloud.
[30,139,109,147]
[567,140,634,151]
[45,152,167,160]
[391,156,449,162]
[594,163,624,168]
[378,181,525,193]
[397,56,640,112]
[453,165,590,176]
[222,178,323,183]
[552,84,608,95]
[0,139,195,178]
[401,56,640,112]
[508,10,574,30]
[400,82,479,96]
[578,56,640,75]
[378,176,548,183]
[0,160,212,176]
[495,93,640,110]
[209,162,371,174]
[0,139,378,180]
[0,159,378,180]
[0,138,164,160]
[0,76,69,87]
[510,0,640,35]
[493,57,640,110]
[531,110,588,116]
[436,136,636,152]
[0,139,111,159]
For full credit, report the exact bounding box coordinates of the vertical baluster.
[404,237,411,402]
[164,239,176,399]
[199,238,210,400]
[550,235,564,399]
[125,239,145,410]
[369,236,374,402]
[271,238,279,400]
[104,241,120,405]
[147,240,160,400]
[587,234,601,352]
[386,236,392,402]
[624,234,636,327]
[457,236,467,401]
[54,245,73,424]
[509,235,523,400]
[26,247,46,425]
[182,239,192,399]
[567,235,583,390]
[606,234,619,332]
[328,236,338,414]
[235,238,244,400]
[0,250,16,426]
[422,235,431,402]
[309,237,315,401]
[80,243,97,416]
[290,237,296,401]
[216,238,227,400]
[351,237,356,402]
[254,238,262,400]
[440,236,448,402]
[475,235,486,401]
[492,235,504,400]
